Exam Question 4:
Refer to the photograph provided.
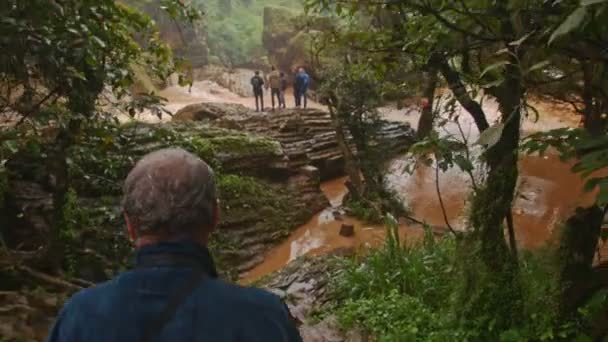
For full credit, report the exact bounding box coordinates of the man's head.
[280,72,285,77]
[271,66,276,71]
[255,70,260,75]
[122,148,218,247]
[298,67,305,73]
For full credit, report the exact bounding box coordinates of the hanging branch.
[15,87,61,126]
[434,162,458,236]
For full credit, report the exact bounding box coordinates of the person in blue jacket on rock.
[293,67,310,109]
[47,148,302,342]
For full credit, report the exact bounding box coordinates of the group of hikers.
[250,66,310,112]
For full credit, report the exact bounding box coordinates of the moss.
[218,174,284,209]
[209,135,280,158]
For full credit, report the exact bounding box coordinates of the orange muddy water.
[243,95,600,282]
[143,80,602,281]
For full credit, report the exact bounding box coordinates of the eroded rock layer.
[174,103,416,179]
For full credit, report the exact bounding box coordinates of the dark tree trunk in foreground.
[46,119,80,272]
[558,206,604,316]
[581,62,604,137]
[435,58,490,132]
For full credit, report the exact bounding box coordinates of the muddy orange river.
[142,80,603,282]
[242,154,597,282]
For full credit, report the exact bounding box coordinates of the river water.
[137,80,601,281]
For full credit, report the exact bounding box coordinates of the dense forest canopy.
[1,0,608,341]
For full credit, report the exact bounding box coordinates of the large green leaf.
[476,123,505,148]
[480,61,510,78]
[582,0,608,6]
[549,7,588,44]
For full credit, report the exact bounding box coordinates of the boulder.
[339,224,355,237]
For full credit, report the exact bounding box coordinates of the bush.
[331,220,599,341]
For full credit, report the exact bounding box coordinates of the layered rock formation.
[174,103,416,179]
[2,120,327,282]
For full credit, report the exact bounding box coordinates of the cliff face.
[261,6,334,77]
[126,1,209,68]
[262,6,307,73]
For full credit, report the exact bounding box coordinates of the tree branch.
[17,265,83,292]
[434,163,458,236]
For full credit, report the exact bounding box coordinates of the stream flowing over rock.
[174,103,416,179]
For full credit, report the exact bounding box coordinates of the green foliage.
[209,135,281,158]
[68,121,280,195]
[218,174,272,202]
[332,223,594,341]
[196,0,303,66]
[1,0,199,119]
[59,189,88,276]
[523,128,608,206]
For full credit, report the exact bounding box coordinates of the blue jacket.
[294,72,309,93]
[47,241,302,342]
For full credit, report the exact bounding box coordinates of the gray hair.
[122,148,217,236]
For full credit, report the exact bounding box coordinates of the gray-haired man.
[47,148,302,342]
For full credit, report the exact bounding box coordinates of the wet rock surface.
[174,103,416,179]
[259,251,368,342]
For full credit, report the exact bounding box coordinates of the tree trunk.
[328,104,364,198]
[46,119,80,272]
[416,70,439,139]
[465,50,524,327]
[582,62,603,137]
[435,58,490,132]
[558,206,604,317]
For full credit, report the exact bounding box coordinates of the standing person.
[294,67,310,109]
[279,72,288,109]
[267,66,281,111]
[251,71,265,112]
[47,148,303,342]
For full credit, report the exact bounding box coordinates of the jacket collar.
[134,240,218,278]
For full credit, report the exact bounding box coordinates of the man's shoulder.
[63,279,118,311]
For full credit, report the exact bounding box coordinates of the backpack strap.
[137,254,208,342]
